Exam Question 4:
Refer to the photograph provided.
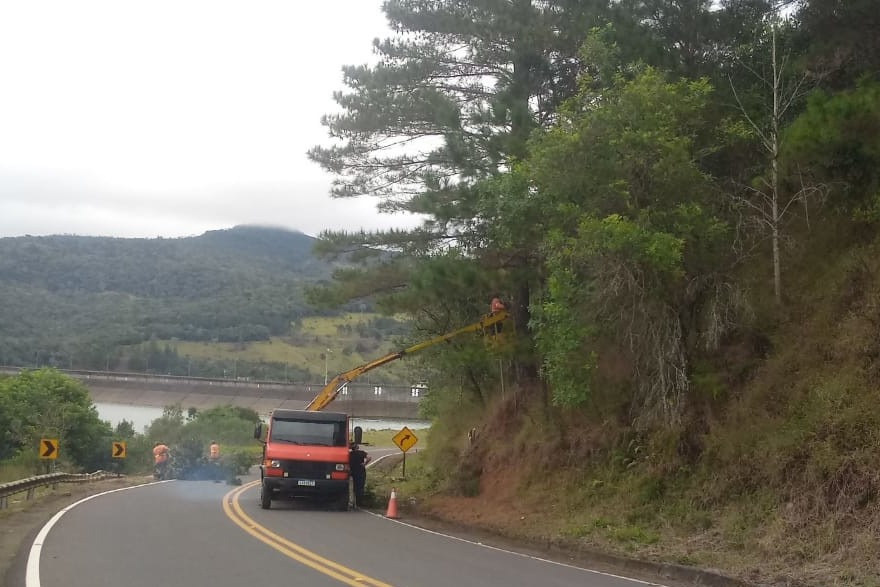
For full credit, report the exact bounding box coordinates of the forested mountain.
[0,226,344,370]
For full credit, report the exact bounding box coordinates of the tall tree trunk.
[509,0,539,381]
[730,22,811,305]
[771,26,782,304]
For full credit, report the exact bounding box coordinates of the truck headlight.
[269,460,281,468]
[335,463,347,471]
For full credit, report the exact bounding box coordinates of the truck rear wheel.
[260,481,271,510]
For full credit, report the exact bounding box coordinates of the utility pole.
[323,349,331,384]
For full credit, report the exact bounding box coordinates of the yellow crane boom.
[305,309,510,411]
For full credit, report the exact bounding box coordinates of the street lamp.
[324,349,331,384]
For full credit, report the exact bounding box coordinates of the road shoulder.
[1,477,150,587]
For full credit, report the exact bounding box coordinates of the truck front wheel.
[260,481,271,510]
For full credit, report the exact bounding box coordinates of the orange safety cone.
[385,488,399,519]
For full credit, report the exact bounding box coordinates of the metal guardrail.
[0,470,116,509]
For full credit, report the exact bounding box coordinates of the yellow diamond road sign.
[112,441,127,458]
[40,438,59,460]
[392,426,418,453]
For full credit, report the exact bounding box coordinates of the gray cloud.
[0,171,421,238]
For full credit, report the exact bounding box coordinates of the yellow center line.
[222,481,396,587]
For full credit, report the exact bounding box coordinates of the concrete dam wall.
[72,372,424,419]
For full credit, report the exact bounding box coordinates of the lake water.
[94,402,430,434]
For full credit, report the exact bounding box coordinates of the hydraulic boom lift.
[255,307,510,510]
[305,309,510,411]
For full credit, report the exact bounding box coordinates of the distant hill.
[0,225,327,298]
[0,225,364,373]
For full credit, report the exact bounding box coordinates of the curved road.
[27,471,668,587]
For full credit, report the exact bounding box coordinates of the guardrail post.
[26,487,35,500]
[0,495,7,509]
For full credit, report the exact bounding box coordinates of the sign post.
[111,441,127,477]
[391,426,419,478]
[39,438,59,480]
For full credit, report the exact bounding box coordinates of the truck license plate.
[297,479,316,487]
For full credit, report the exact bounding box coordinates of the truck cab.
[255,409,352,510]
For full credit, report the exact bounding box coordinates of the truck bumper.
[262,476,349,499]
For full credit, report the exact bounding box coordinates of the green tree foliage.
[310,0,606,202]
[115,419,136,439]
[529,69,733,420]
[308,0,613,358]
[795,0,880,89]
[0,226,413,378]
[145,404,260,448]
[0,375,21,461]
[783,82,880,220]
[182,405,261,446]
[0,369,112,469]
[0,226,337,367]
[141,404,261,480]
[611,0,774,83]
[145,404,186,445]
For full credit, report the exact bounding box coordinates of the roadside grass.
[0,461,36,484]
[362,450,432,510]
[0,451,60,483]
[299,312,383,337]
[359,428,402,449]
[0,484,59,518]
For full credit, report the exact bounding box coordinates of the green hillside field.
[165,313,413,383]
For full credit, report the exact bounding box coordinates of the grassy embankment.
[366,232,880,587]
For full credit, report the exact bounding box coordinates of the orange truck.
[254,409,360,510]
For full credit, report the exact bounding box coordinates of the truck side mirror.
[352,426,363,445]
[253,423,263,440]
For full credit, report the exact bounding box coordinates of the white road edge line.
[25,480,173,587]
[362,500,671,587]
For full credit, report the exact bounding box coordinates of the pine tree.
[309,0,610,358]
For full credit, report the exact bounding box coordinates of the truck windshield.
[269,419,347,447]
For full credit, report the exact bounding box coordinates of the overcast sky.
[0,0,422,239]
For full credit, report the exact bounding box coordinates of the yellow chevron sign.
[40,438,59,459]
[112,441,127,458]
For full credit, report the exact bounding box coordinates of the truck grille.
[281,460,334,479]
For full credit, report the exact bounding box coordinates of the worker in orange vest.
[153,442,170,480]
[209,440,222,483]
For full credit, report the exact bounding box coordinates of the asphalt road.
[28,468,668,587]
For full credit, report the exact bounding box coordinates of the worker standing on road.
[209,440,222,483]
[349,443,371,507]
[153,442,170,480]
